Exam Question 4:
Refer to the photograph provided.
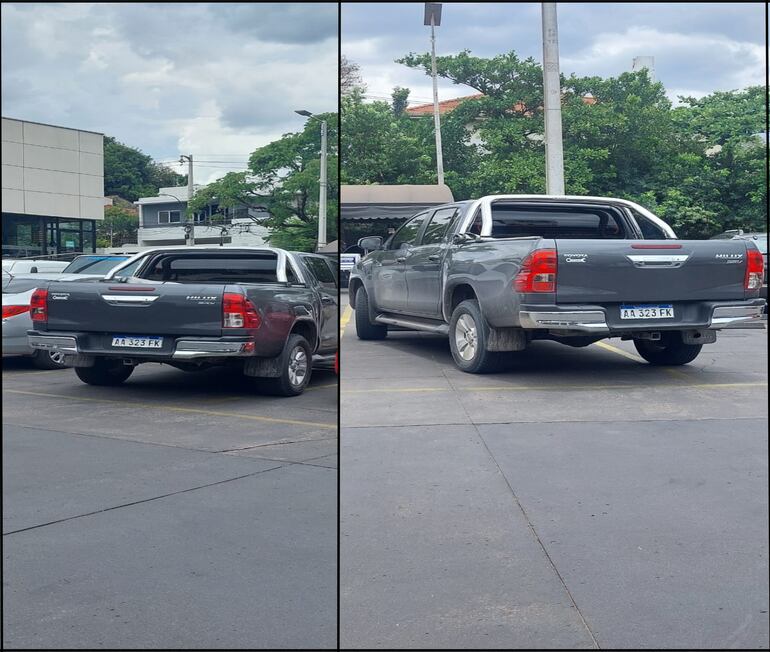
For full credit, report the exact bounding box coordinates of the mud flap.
[243,353,283,378]
[486,326,529,352]
[682,329,716,345]
[62,354,95,368]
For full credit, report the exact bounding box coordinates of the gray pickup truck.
[349,195,765,373]
[28,246,338,395]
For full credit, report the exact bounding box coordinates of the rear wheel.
[256,334,312,397]
[32,349,68,370]
[75,359,134,385]
[633,331,703,365]
[355,287,387,340]
[448,300,502,373]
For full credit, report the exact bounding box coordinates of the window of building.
[158,210,182,224]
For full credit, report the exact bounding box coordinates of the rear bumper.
[519,299,766,334]
[28,332,256,360]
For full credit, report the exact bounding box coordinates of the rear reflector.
[745,248,764,291]
[2,305,30,319]
[223,292,261,329]
[514,249,557,293]
[630,243,683,249]
[30,288,48,322]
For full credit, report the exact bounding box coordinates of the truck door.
[404,207,458,318]
[299,255,339,352]
[373,212,429,312]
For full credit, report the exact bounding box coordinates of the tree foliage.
[188,114,339,252]
[96,205,139,248]
[103,137,185,202]
[341,50,767,239]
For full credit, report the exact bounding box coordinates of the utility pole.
[425,3,444,186]
[318,119,328,248]
[541,2,565,195]
[180,154,195,245]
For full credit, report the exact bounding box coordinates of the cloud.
[1,2,338,184]
[342,2,765,105]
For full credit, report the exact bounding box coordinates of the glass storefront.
[2,214,96,258]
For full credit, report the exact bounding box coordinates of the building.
[2,117,104,257]
[135,186,270,247]
[340,184,454,249]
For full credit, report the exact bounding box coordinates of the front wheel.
[355,287,387,340]
[633,332,703,365]
[448,300,502,373]
[75,359,135,385]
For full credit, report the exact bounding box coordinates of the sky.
[342,2,767,108]
[1,3,339,183]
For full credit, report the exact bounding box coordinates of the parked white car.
[2,259,70,274]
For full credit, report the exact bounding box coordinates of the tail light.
[30,288,48,322]
[514,249,558,293]
[745,248,764,291]
[2,305,30,319]
[222,292,261,329]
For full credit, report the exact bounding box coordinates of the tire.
[355,287,387,340]
[32,349,68,370]
[448,300,502,373]
[75,359,135,386]
[633,331,703,366]
[256,334,313,397]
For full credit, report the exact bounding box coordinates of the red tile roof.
[405,93,596,116]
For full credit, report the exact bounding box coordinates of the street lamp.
[424,2,444,186]
[295,109,328,250]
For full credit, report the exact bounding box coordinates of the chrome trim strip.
[709,305,765,329]
[519,310,610,333]
[101,295,159,304]
[172,340,252,359]
[28,335,78,354]
[627,254,690,268]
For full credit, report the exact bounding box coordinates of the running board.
[312,352,336,369]
[374,314,449,335]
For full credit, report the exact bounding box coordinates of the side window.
[286,261,300,285]
[112,259,142,278]
[302,256,337,289]
[467,208,483,236]
[390,213,429,250]
[420,208,458,245]
[633,211,669,239]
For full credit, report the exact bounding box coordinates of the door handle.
[427,254,440,262]
[321,296,335,305]
[396,256,406,263]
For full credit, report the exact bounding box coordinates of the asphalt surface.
[2,359,338,649]
[339,291,769,649]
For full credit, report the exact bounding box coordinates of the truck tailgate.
[555,239,751,303]
[43,282,225,336]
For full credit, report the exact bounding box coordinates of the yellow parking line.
[340,305,353,337]
[594,340,644,362]
[342,381,767,395]
[3,389,337,430]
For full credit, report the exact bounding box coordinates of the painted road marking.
[342,381,767,394]
[3,389,336,430]
[594,340,644,362]
[340,305,353,337]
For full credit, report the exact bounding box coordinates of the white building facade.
[2,117,104,257]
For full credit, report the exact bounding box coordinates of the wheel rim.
[49,351,66,365]
[454,313,478,361]
[287,346,308,386]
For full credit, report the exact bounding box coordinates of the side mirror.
[358,236,383,252]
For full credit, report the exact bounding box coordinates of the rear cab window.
[489,203,627,239]
[141,252,280,284]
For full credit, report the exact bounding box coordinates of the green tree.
[96,205,139,248]
[188,114,339,251]
[104,137,185,202]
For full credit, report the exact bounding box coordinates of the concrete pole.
[430,16,445,186]
[186,154,195,245]
[318,120,328,249]
[541,2,565,195]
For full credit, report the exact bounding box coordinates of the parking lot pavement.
[2,360,338,649]
[340,292,768,649]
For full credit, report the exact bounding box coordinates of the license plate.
[620,305,674,320]
[111,335,164,348]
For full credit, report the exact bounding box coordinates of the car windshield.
[62,256,129,274]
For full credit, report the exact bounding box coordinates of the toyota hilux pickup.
[27,246,339,395]
[349,195,765,373]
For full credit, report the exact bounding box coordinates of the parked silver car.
[2,256,137,369]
